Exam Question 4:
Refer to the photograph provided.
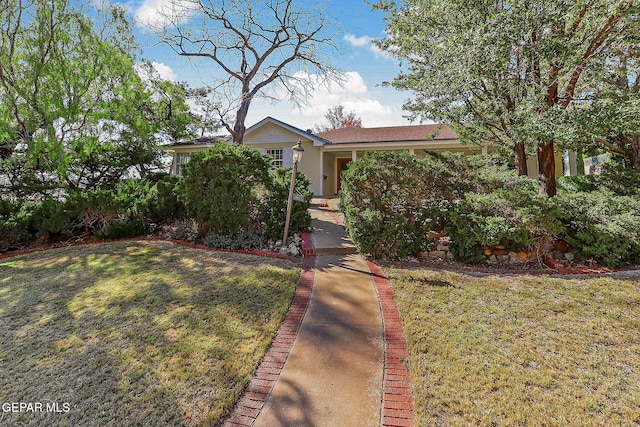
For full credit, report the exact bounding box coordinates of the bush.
[26,199,72,236]
[182,143,271,235]
[149,175,184,222]
[203,231,268,251]
[554,191,640,268]
[64,190,121,233]
[95,219,150,240]
[263,168,312,239]
[446,190,564,263]
[340,151,447,259]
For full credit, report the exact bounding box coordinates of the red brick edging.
[367,260,416,427]
[222,232,315,427]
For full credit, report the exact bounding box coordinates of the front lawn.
[386,267,640,426]
[0,241,300,426]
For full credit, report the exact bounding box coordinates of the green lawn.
[0,241,300,426]
[386,267,640,426]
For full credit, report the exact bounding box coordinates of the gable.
[244,122,307,145]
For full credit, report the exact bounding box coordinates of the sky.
[112,0,414,130]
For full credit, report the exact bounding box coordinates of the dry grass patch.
[386,268,640,426]
[0,241,300,426]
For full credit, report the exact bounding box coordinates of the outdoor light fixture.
[283,140,305,247]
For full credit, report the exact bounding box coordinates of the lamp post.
[283,140,304,246]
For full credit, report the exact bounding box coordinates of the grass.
[0,241,300,426]
[385,267,640,426]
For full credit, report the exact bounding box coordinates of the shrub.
[26,199,72,236]
[446,190,564,263]
[95,219,150,240]
[340,151,446,259]
[263,168,312,239]
[182,144,271,235]
[554,191,640,268]
[203,231,268,251]
[64,190,121,233]
[149,175,184,222]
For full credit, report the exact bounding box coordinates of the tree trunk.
[514,143,528,176]
[631,135,640,171]
[538,140,557,197]
[232,89,253,145]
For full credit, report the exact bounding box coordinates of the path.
[223,201,415,427]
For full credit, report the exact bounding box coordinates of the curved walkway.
[223,203,415,427]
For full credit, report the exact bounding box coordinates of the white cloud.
[134,0,195,30]
[151,61,177,81]
[248,71,406,128]
[344,33,392,60]
[134,61,177,82]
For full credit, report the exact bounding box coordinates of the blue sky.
[113,0,413,129]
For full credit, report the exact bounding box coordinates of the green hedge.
[340,151,640,267]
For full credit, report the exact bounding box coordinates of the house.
[163,116,569,196]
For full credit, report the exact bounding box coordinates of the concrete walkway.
[224,202,414,427]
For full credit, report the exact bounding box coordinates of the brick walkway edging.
[222,232,315,427]
[367,260,416,427]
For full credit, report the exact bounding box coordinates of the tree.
[150,0,343,144]
[375,0,639,197]
[0,0,195,196]
[315,105,363,132]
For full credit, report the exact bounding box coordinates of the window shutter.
[282,148,293,168]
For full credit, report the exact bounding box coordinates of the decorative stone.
[516,251,528,259]
[483,248,492,256]
[564,252,575,261]
[492,248,509,256]
[554,241,569,252]
[486,255,498,264]
[428,250,447,258]
[497,255,510,263]
[418,251,429,259]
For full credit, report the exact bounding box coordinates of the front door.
[337,158,352,193]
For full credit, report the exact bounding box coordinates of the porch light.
[283,140,305,248]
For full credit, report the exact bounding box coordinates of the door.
[336,158,352,193]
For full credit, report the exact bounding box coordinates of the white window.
[266,149,284,169]
[175,152,191,175]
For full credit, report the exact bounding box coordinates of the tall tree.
[0,0,195,196]
[150,0,343,144]
[315,105,363,132]
[375,0,639,196]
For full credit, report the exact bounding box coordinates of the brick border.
[222,232,315,427]
[367,260,416,427]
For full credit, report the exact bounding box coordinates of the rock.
[428,250,447,258]
[564,252,575,261]
[486,255,498,264]
[516,251,528,259]
[418,251,429,259]
[436,244,449,252]
[288,243,301,257]
[497,255,510,263]
[554,241,569,252]
[427,231,445,239]
[483,248,492,256]
[492,248,509,256]
[527,251,537,260]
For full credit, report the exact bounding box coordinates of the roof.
[161,135,232,149]
[315,124,458,144]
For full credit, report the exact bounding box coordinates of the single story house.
[163,116,570,196]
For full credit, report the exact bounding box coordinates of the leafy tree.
[0,0,195,197]
[315,105,363,132]
[375,0,639,196]
[150,0,343,144]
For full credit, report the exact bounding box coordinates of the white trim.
[319,149,324,195]
[321,139,466,152]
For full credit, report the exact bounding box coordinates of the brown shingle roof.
[315,124,458,144]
